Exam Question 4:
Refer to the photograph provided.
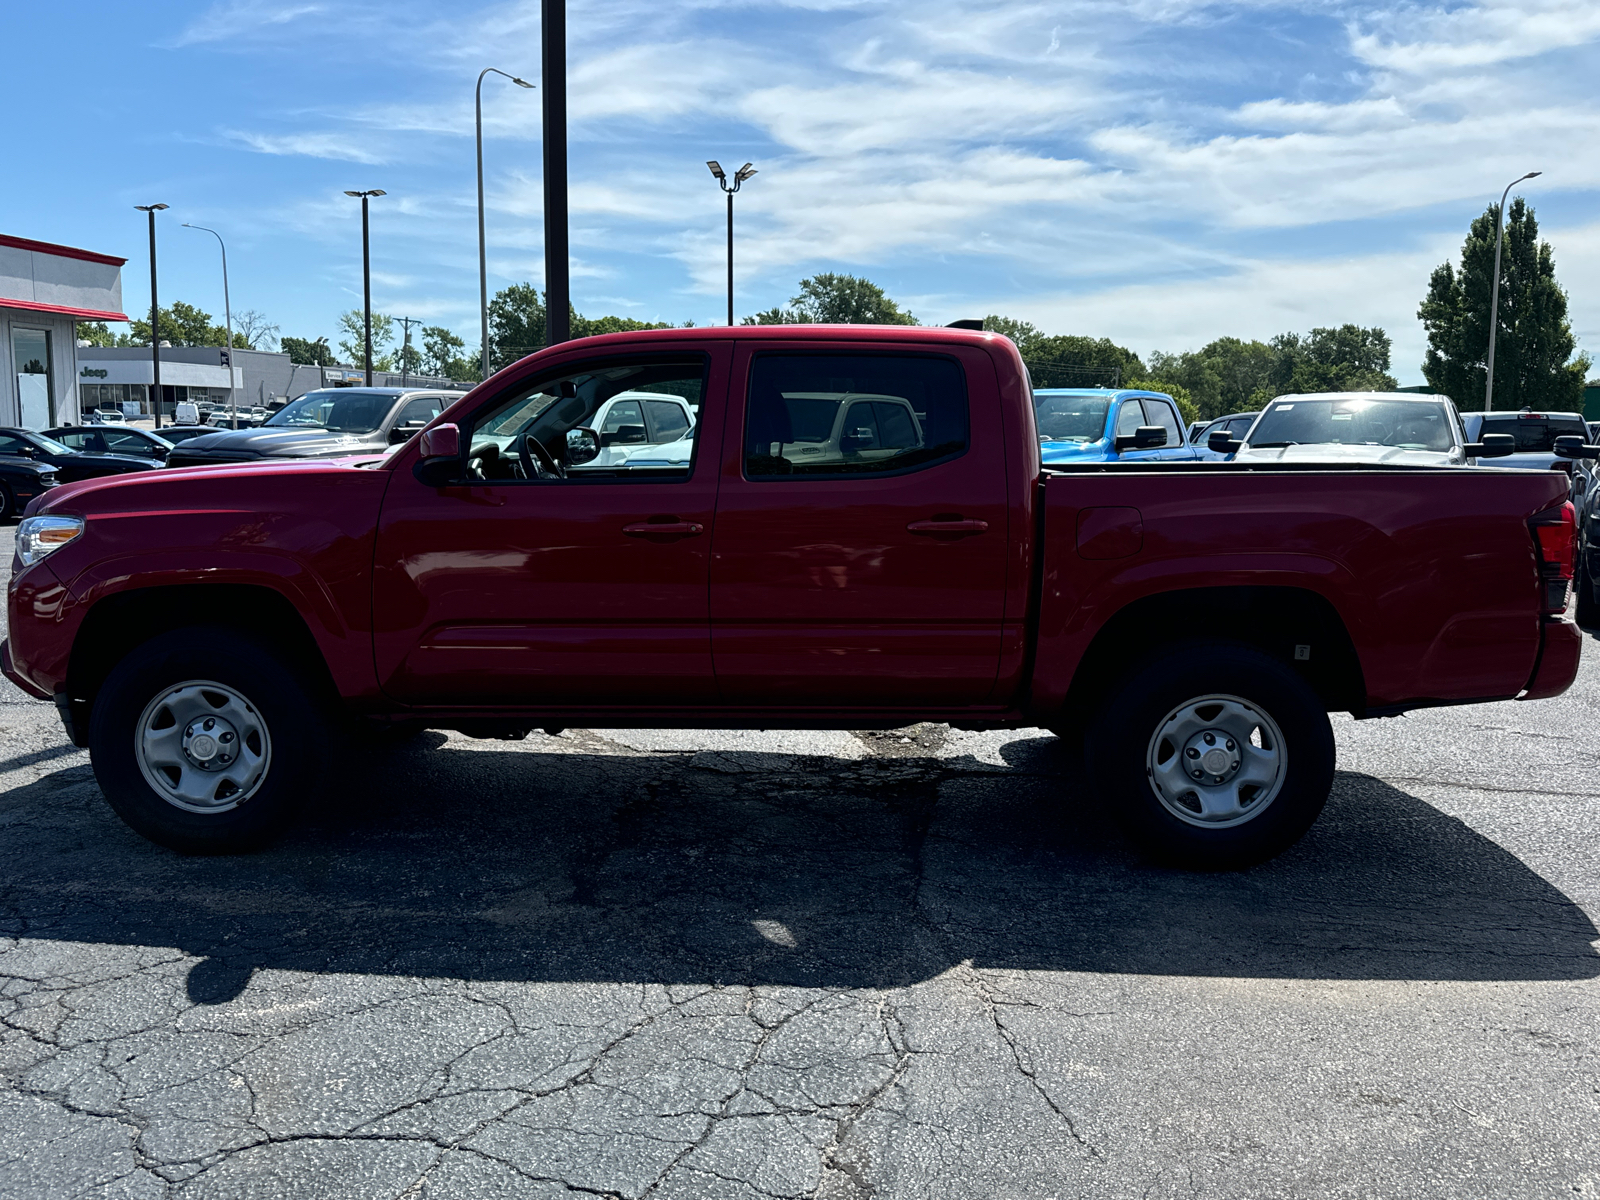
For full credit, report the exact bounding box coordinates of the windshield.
[1247,399,1456,452]
[28,433,74,455]
[264,390,395,434]
[1035,395,1109,442]
[1477,415,1587,452]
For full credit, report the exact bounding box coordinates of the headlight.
[15,515,84,566]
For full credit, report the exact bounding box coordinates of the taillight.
[1530,501,1575,613]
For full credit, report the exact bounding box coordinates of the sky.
[9,0,1599,382]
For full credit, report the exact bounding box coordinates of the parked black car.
[0,454,59,519]
[45,425,174,463]
[165,388,464,468]
[0,428,160,485]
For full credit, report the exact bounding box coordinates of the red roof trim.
[0,234,127,267]
[0,297,130,323]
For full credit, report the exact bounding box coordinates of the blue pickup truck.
[1034,389,1196,465]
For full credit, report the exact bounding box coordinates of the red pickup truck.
[3,325,1581,867]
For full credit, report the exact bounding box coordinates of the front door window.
[12,328,52,429]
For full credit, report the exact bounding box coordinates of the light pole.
[1485,170,1542,411]
[343,190,386,386]
[182,223,240,428]
[134,204,169,427]
[477,67,534,381]
[398,315,418,387]
[707,161,756,325]
[543,0,570,347]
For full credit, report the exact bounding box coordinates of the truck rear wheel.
[88,628,326,853]
[1087,643,1334,869]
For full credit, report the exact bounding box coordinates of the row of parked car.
[1038,387,1593,472]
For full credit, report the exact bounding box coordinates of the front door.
[709,343,1010,707]
[372,347,727,706]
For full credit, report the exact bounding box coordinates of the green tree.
[76,321,118,348]
[486,285,671,372]
[745,274,917,325]
[1265,325,1397,400]
[1024,335,1145,389]
[280,336,332,365]
[1419,197,1590,410]
[337,309,395,371]
[420,326,478,380]
[1149,337,1278,421]
[982,315,1044,352]
[126,301,241,347]
[1127,377,1199,425]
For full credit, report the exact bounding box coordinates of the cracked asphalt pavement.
[2,522,1598,1198]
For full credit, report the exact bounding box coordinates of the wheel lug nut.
[1192,770,1203,779]
[220,732,234,743]
[1225,739,1235,751]
[1203,733,1215,745]
[203,718,215,731]
[1185,747,1199,758]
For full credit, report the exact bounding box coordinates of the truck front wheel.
[88,629,326,853]
[1087,643,1335,869]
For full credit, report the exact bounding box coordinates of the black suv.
[166,388,464,468]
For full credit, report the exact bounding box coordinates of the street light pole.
[542,0,570,346]
[1485,170,1542,411]
[344,190,386,386]
[706,161,757,325]
[398,315,417,387]
[134,204,169,428]
[477,67,535,381]
[182,223,239,428]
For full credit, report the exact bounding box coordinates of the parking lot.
[2,519,1597,1200]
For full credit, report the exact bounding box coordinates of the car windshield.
[1247,399,1455,452]
[1034,395,1109,441]
[27,433,73,455]
[264,390,394,434]
[1477,415,1587,452]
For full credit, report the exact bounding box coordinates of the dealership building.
[0,234,128,428]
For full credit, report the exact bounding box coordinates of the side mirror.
[1114,425,1167,452]
[1553,434,1600,460]
[412,423,461,486]
[1464,432,1516,458]
[389,421,427,445]
[566,426,600,465]
[1208,429,1244,454]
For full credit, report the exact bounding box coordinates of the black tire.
[88,628,328,853]
[1087,642,1335,870]
[0,483,12,521]
[1575,541,1597,627]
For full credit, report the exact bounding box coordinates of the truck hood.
[35,454,388,513]
[170,426,386,460]
[1236,443,1459,467]
[1039,438,1112,463]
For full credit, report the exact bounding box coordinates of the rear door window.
[744,353,967,478]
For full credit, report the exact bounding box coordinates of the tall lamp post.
[134,204,169,427]
[182,223,239,428]
[1485,170,1542,411]
[343,190,386,385]
[706,161,756,325]
[477,67,535,381]
[542,0,570,347]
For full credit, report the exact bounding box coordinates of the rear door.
[708,342,1010,706]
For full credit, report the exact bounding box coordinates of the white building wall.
[0,308,79,427]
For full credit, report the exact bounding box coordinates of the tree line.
[75,198,1588,410]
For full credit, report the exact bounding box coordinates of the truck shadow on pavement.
[2,730,1596,999]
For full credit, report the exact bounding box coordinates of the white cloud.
[175,0,324,46]
[227,129,388,165]
[1351,0,1600,72]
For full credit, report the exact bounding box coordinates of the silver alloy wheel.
[134,680,272,814]
[1145,693,1286,828]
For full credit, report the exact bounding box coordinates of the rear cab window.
[1477,414,1587,452]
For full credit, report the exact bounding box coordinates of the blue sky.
[10,0,1600,381]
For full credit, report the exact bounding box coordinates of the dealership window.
[12,327,53,427]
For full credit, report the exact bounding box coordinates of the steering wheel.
[518,432,563,480]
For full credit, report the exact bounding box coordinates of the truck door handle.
[622,519,703,538]
[907,518,988,536]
